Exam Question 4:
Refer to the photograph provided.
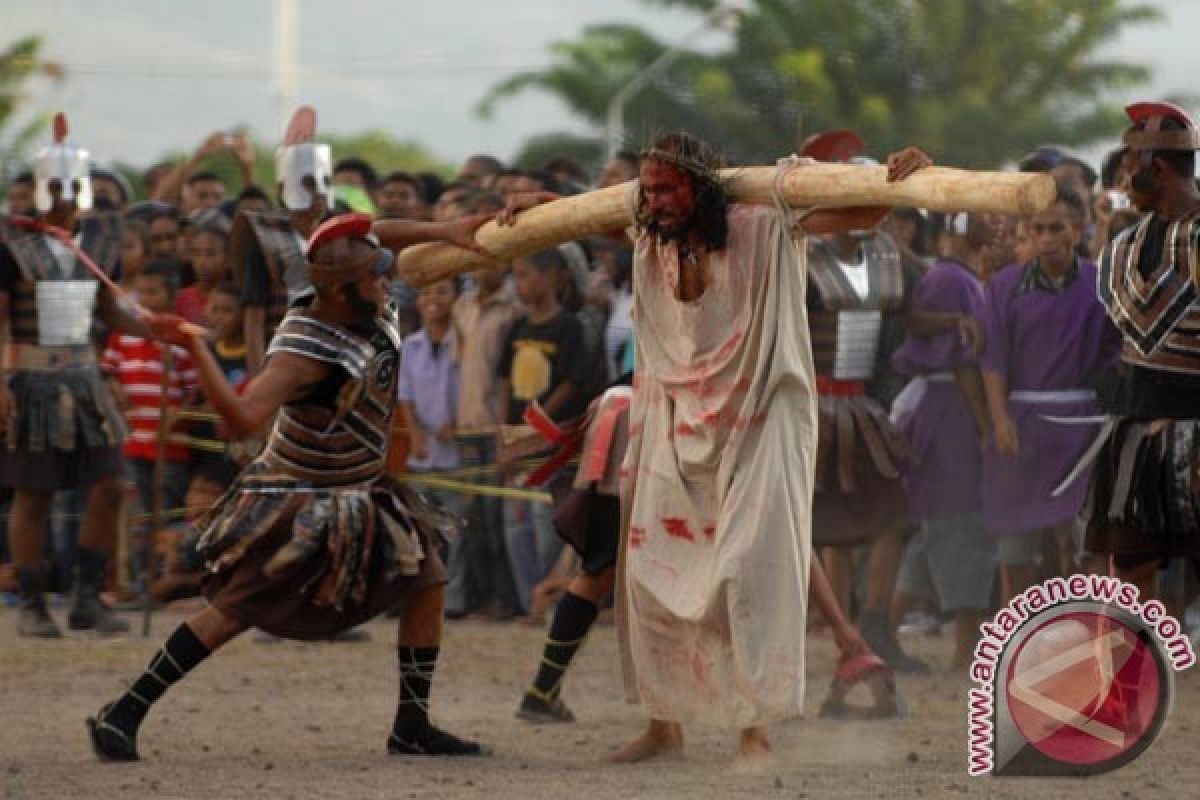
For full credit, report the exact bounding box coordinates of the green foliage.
[1,36,65,196]
[512,131,606,173]
[482,0,1163,169]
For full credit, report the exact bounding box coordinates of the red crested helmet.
[1123,102,1200,168]
[305,212,394,290]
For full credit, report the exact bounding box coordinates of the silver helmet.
[276,142,333,212]
[34,113,92,213]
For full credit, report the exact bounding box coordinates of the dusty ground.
[1,608,1197,800]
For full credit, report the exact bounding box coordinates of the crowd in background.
[0,128,1193,651]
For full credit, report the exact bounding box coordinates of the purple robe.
[891,260,985,520]
[980,260,1121,535]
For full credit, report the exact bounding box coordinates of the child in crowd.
[398,277,466,616]
[175,224,229,325]
[149,284,252,605]
[119,220,151,294]
[497,248,590,614]
[102,260,198,592]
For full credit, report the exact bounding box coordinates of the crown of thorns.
[638,137,720,189]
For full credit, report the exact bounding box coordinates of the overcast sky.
[7,0,1200,170]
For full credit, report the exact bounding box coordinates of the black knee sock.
[392,646,439,738]
[15,566,49,611]
[530,592,599,700]
[104,624,211,736]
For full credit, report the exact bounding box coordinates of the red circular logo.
[1005,611,1164,767]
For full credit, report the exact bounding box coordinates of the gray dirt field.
[1,608,1196,799]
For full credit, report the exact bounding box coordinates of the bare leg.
[186,605,250,651]
[1050,522,1078,577]
[398,583,444,647]
[8,488,52,566]
[809,556,869,659]
[1117,560,1159,605]
[608,718,683,763]
[864,529,903,614]
[951,611,986,670]
[822,546,853,618]
[1001,563,1039,605]
[568,568,615,604]
[78,477,124,551]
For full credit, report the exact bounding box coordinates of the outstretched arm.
[151,131,229,205]
[155,318,326,438]
[373,213,496,256]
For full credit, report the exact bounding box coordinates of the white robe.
[618,203,818,728]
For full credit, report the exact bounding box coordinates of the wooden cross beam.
[396,164,1055,287]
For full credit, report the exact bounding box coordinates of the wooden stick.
[395,164,1055,287]
[143,344,173,637]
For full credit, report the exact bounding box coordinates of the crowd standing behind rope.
[1,106,1197,754]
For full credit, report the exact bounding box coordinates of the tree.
[0,36,64,191]
[512,131,606,173]
[481,0,1162,169]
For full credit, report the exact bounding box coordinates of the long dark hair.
[636,132,729,252]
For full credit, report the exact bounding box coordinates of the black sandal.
[387,724,489,757]
[86,704,140,762]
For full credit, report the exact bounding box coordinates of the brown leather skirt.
[203,521,446,640]
[811,394,911,547]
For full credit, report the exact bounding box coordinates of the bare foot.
[734,726,772,772]
[607,720,683,763]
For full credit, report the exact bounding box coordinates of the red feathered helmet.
[1123,101,1200,169]
[305,213,394,290]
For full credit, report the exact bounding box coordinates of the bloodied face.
[639,159,698,241]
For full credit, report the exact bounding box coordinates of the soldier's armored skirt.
[198,303,448,639]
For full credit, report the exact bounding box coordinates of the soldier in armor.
[799,131,929,674]
[231,106,332,375]
[87,210,494,761]
[1083,101,1200,600]
[0,115,143,638]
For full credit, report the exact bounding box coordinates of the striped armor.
[197,303,443,612]
[0,215,125,455]
[805,234,911,544]
[1099,212,1200,375]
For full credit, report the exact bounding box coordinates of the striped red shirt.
[102,334,199,461]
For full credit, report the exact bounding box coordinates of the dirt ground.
[1,607,1196,800]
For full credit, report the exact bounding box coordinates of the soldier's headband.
[1122,127,1200,152]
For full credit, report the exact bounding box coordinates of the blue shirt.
[397,327,460,470]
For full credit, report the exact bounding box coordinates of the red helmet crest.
[799,129,866,163]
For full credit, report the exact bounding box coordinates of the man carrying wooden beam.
[496,132,930,765]
[400,136,1051,766]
